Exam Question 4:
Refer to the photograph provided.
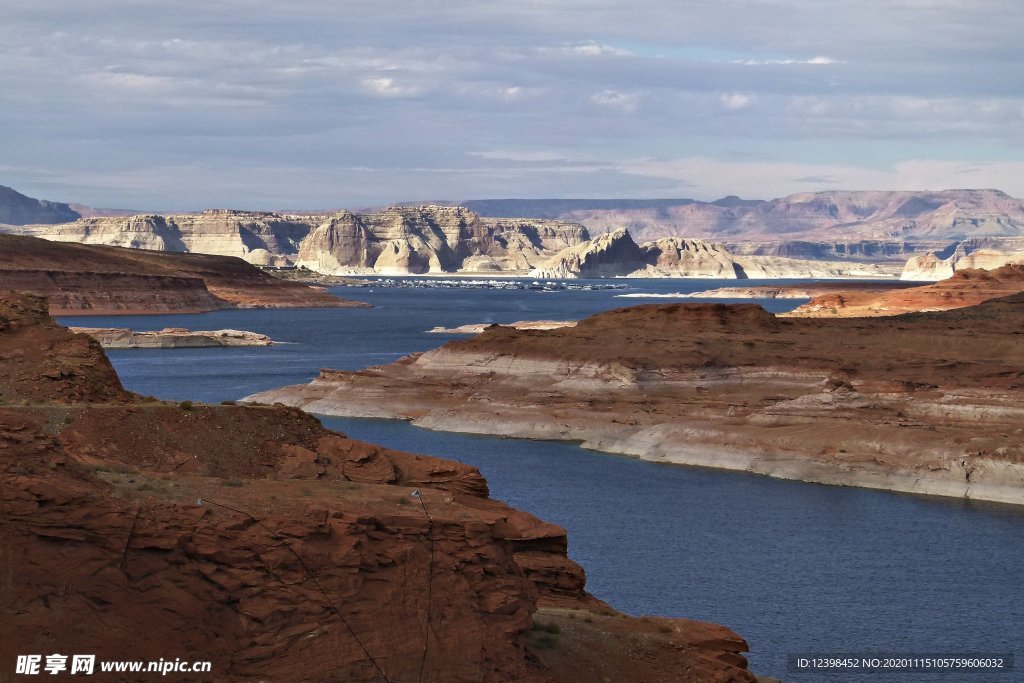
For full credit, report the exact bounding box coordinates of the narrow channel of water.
[59,279,1024,681]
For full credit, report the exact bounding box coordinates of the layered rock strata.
[295,207,589,275]
[72,327,275,348]
[787,265,1024,318]
[0,292,754,682]
[428,321,576,335]
[249,298,1024,506]
[647,281,921,301]
[5,205,591,275]
[901,237,1024,280]
[0,234,361,313]
[528,229,900,279]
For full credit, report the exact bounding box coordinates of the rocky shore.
[428,320,576,335]
[628,281,916,301]
[785,264,1024,317]
[0,291,755,682]
[248,289,1024,506]
[0,233,365,314]
[72,327,275,348]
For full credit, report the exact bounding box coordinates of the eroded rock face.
[5,210,319,263]
[0,292,755,682]
[0,234,361,313]
[528,229,650,278]
[296,206,591,275]
[900,237,1024,280]
[6,205,593,275]
[788,264,1024,317]
[529,230,902,279]
[250,295,1024,506]
[71,327,275,348]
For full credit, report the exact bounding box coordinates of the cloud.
[0,0,1022,207]
[719,92,756,111]
[548,42,634,57]
[732,55,843,66]
[590,89,642,112]
[362,77,423,97]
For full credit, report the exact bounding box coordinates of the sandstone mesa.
[0,290,756,682]
[71,327,275,349]
[0,233,363,314]
[247,274,1024,507]
[7,185,1024,280]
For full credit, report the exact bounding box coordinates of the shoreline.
[246,294,1024,510]
[250,375,1024,508]
[304,405,1024,508]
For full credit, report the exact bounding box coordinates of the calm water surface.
[60,278,1024,682]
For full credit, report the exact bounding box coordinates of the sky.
[2,0,1023,210]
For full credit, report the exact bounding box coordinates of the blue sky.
[2,0,1023,209]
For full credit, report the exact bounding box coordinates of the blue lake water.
[59,278,1024,682]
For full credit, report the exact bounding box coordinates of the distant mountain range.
[462,189,1024,243]
[3,184,1024,279]
[0,185,81,225]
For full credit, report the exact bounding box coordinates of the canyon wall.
[529,229,901,279]
[10,186,1024,278]
[3,205,591,275]
[295,206,589,274]
[0,234,360,314]
[901,237,1024,280]
[249,291,1024,506]
[0,291,755,682]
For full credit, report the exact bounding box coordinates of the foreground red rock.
[786,264,1024,317]
[0,233,364,313]
[0,292,754,682]
[249,292,1024,506]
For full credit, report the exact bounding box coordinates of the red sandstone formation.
[251,288,1024,505]
[787,264,1024,317]
[0,292,754,682]
[0,234,364,313]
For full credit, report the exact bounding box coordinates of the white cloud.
[361,77,423,97]
[732,55,843,66]
[590,89,641,112]
[719,92,756,111]
[1,0,1022,207]
[557,42,633,57]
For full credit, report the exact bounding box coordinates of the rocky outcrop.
[900,237,1024,280]
[0,291,755,682]
[723,239,942,261]
[0,234,362,314]
[296,206,590,275]
[621,281,917,300]
[6,205,591,275]
[9,188,1024,278]
[428,320,576,335]
[0,185,81,225]
[4,209,318,265]
[72,327,275,348]
[636,237,744,277]
[249,297,1024,506]
[529,230,901,279]
[788,264,1024,317]
[528,229,649,278]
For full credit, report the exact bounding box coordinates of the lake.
[59,278,1023,681]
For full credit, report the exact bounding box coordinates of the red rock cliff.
[0,292,754,682]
